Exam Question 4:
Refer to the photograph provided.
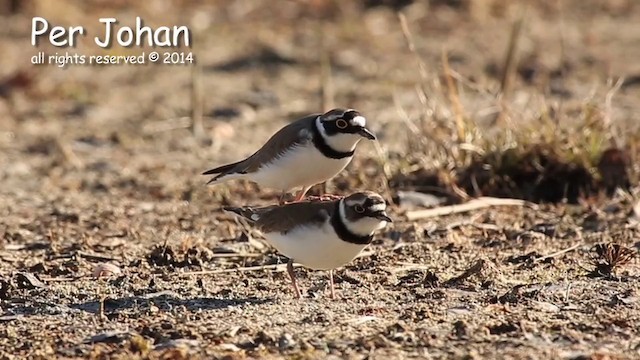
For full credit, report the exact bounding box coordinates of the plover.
[203,108,375,203]
[224,191,391,298]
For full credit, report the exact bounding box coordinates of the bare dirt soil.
[1,1,640,359]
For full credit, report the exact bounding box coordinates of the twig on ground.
[77,251,121,262]
[533,243,582,263]
[55,138,83,169]
[98,294,106,321]
[446,219,501,231]
[406,197,534,221]
[142,117,193,134]
[385,262,433,273]
[446,259,485,285]
[357,250,375,259]
[0,253,18,262]
[40,276,81,282]
[445,213,483,230]
[564,282,572,302]
[208,253,262,258]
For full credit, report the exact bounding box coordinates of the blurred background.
[1,1,640,358]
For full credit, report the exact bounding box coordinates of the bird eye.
[354,205,365,213]
[336,119,348,129]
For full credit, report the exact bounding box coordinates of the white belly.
[250,144,352,191]
[264,222,367,270]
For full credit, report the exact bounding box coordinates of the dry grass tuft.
[589,243,636,278]
[382,9,637,205]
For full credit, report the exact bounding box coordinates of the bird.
[223,191,392,299]
[203,108,376,204]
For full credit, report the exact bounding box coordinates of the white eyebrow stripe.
[345,199,364,207]
[369,204,385,212]
[350,116,366,127]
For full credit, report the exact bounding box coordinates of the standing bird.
[224,191,391,298]
[203,108,376,204]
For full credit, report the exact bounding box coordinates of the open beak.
[358,127,376,140]
[373,211,392,222]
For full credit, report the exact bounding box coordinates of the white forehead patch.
[369,203,386,212]
[350,116,366,127]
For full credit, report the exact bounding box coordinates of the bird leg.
[279,187,312,205]
[287,259,302,299]
[293,186,312,202]
[281,187,342,205]
[319,194,344,201]
[305,194,344,202]
[329,270,335,299]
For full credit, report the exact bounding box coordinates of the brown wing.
[254,200,336,234]
[231,114,318,174]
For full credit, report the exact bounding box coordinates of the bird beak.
[358,127,376,140]
[373,211,392,222]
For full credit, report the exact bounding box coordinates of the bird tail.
[202,160,245,185]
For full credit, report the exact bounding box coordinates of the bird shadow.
[69,292,273,315]
[3,292,273,319]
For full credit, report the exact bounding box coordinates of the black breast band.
[311,121,355,159]
[330,202,373,245]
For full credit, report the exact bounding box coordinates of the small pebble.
[92,263,122,278]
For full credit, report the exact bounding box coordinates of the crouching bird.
[224,191,391,298]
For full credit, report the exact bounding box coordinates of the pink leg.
[293,186,312,202]
[306,194,344,202]
[321,194,344,201]
[329,270,335,299]
[287,259,302,299]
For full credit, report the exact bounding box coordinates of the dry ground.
[1,1,640,359]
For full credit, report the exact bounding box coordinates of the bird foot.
[303,194,344,202]
[280,194,343,205]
